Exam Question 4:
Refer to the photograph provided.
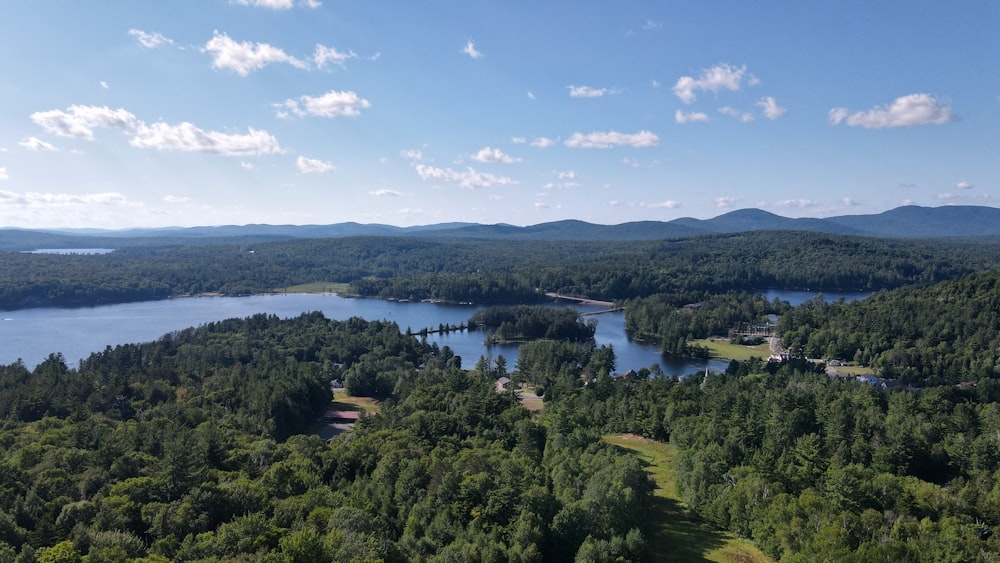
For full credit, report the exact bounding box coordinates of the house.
[496,376,512,392]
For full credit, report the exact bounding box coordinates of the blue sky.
[1,1,997,229]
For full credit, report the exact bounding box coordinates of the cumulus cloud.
[400,149,424,161]
[100,81,109,89]
[296,156,334,173]
[0,190,132,207]
[530,137,555,148]
[204,31,307,76]
[371,189,402,197]
[511,136,527,144]
[956,181,973,190]
[31,104,282,156]
[715,196,738,208]
[568,85,619,98]
[673,63,751,103]
[756,96,787,120]
[31,105,139,140]
[230,0,320,9]
[675,110,709,124]
[937,192,960,201]
[462,41,483,59]
[719,106,754,123]
[774,199,816,208]
[829,93,953,129]
[558,170,576,180]
[471,147,520,164]
[642,200,682,209]
[276,90,370,118]
[415,164,515,189]
[240,161,255,170]
[131,123,281,156]
[129,29,174,49]
[314,44,358,68]
[0,167,7,180]
[20,137,57,151]
[565,130,659,149]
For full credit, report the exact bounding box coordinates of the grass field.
[603,435,772,563]
[332,390,381,414]
[274,282,353,295]
[691,338,770,362]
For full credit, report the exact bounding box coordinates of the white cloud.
[240,161,255,170]
[19,137,58,151]
[32,104,281,156]
[774,199,816,208]
[511,136,527,144]
[565,130,659,149]
[314,44,357,68]
[841,197,859,206]
[719,106,754,123]
[0,190,131,207]
[675,110,709,124]
[31,105,139,139]
[131,123,281,156]
[277,90,370,117]
[642,200,682,209]
[621,157,640,168]
[829,93,953,129]
[415,164,515,189]
[163,195,191,203]
[527,91,536,100]
[462,41,483,59]
[534,202,549,209]
[642,19,664,31]
[715,196,738,208]
[128,29,174,49]
[296,156,334,173]
[203,31,307,76]
[230,0,320,9]
[936,192,960,201]
[400,149,424,161]
[557,170,576,180]
[756,96,786,120]
[568,85,616,98]
[0,167,7,181]
[608,200,621,206]
[673,63,750,103]
[956,181,973,190]
[530,137,555,148]
[371,189,402,197]
[100,81,109,89]
[471,147,520,164]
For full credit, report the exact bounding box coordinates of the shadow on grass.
[647,495,729,562]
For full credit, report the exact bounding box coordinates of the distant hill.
[3,205,1000,250]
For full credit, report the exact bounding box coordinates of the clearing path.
[603,434,772,563]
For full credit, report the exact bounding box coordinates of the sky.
[1,1,998,229]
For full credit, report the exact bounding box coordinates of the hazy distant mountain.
[4,205,1000,250]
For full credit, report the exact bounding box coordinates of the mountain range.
[3,205,1000,251]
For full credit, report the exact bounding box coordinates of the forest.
[4,229,1000,561]
[5,231,1000,310]
[4,264,1000,560]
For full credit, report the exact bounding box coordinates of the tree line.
[5,231,1000,310]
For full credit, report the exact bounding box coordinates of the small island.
[468,304,596,344]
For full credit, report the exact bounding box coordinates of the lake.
[0,290,868,375]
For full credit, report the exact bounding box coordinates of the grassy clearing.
[332,390,381,414]
[691,338,770,362]
[274,282,352,295]
[603,435,772,563]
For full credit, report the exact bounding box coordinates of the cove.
[0,294,731,376]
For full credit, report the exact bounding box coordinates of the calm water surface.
[1,291,866,373]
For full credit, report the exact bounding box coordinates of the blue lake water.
[0,291,867,374]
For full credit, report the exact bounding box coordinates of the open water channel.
[0,290,868,375]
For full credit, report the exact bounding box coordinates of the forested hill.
[779,269,1000,386]
[4,205,1000,250]
[5,231,1000,310]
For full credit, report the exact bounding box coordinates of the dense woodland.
[5,231,1000,310]
[5,231,1000,560]
[468,306,596,344]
